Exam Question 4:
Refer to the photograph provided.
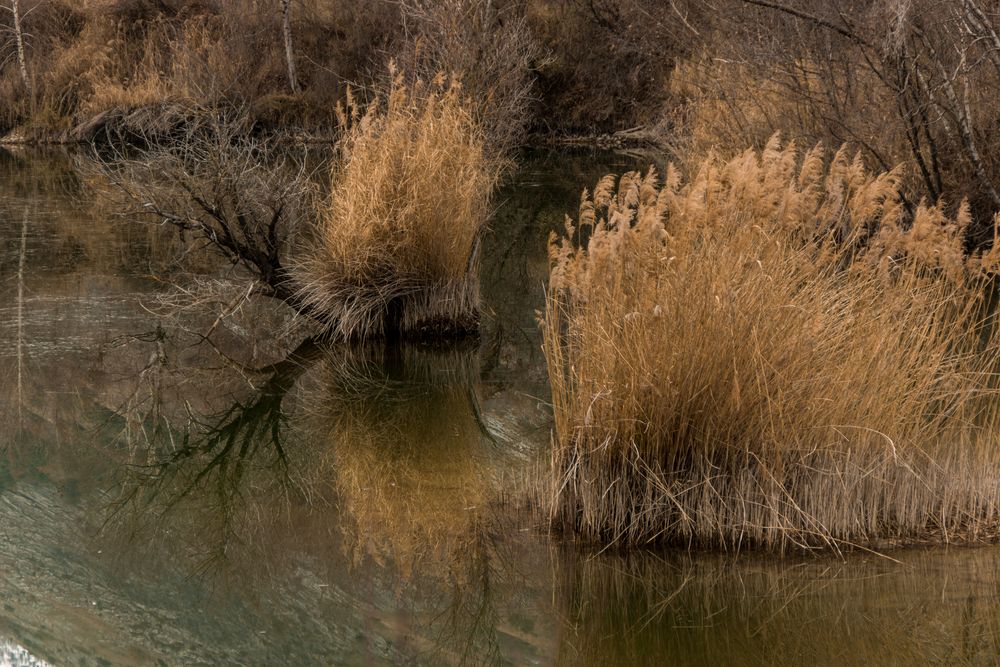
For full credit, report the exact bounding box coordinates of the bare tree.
[87,112,322,323]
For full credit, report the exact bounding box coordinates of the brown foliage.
[0,0,398,137]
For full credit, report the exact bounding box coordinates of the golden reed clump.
[542,135,1000,552]
[294,75,503,340]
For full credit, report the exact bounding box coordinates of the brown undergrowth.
[542,136,1000,552]
[0,0,395,140]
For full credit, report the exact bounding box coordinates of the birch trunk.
[281,0,300,94]
[11,0,31,96]
[924,35,1000,211]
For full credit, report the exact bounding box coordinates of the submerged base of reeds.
[293,273,483,341]
[540,138,1000,552]
[542,450,1000,552]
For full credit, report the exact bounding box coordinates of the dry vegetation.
[542,137,1000,551]
[86,76,503,341]
[13,0,1000,220]
[292,77,503,339]
[667,0,1000,243]
[0,0,695,145]
[530,0,1000,551]
[0,0,545,145]
[19,0,1000,554]
[0,0,397,140]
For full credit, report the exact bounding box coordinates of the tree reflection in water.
[102,330,518,664]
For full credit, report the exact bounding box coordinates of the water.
[2,147,1000,666]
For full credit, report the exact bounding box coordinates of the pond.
[2,147,1000,666]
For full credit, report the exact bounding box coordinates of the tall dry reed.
[542,135,1000,552]
[294,76,502,339]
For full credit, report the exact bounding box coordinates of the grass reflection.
[309,343,494,577]
[550,547,1000,666]
[102,334,514,664]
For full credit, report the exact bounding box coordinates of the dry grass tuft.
[293,75,503,340]
[542,135,1000,552]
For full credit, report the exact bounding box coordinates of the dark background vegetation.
[6,0,1000,241]
[0,0,696,142]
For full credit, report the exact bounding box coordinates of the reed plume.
[542,135,1000,551]
[294,75,503,340]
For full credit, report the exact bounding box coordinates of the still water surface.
[2,148,1000,666]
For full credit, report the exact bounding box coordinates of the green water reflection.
[3,147,1000,666]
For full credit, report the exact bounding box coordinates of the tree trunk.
[923,33,1000,212]
[11,0,31,97]
[280,0,300,94]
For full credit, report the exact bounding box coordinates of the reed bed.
[542,136,1000,551]
[293,77,503,340]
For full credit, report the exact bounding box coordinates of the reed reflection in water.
[102,336,526,665]
[550,546,1000,666]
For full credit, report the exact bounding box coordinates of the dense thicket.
[0,0,699,144]
[13,0,1000,239]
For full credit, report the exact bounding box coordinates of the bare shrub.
[541,136,1000,551]
[394,0,540,153]
[87,111,319,320]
